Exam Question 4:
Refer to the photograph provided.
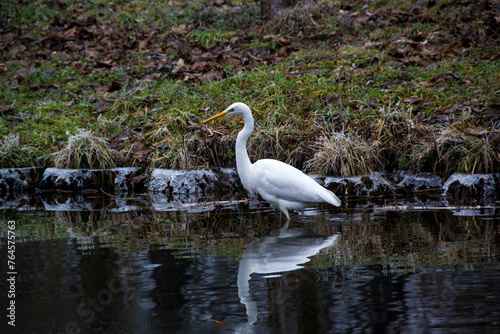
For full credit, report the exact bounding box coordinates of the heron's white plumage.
[204,102,341,219]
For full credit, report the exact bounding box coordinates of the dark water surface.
[1,193,499,334]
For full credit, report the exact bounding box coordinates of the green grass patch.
[1,0,498,175]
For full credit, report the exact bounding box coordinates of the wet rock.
[40,168,90,190]
[148,169,218,196]
[324,175,371,196]
[2,168,500,209]
[0,167,44,196]
[391,171,443,193]
[147,168,241,197]
[40,168,118,192]
[361,172,396,195]
[213,168,241,193]
[147,168,244,211]
[113,167,144,194]
[323,172,395,197]
[442,173,499,198]
[128,174,149,193]
[37,167,148,194]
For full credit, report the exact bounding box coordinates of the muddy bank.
[1,168,499,210]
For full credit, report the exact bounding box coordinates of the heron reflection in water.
[237,222,340,324]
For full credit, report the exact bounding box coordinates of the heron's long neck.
[236,114,254,192]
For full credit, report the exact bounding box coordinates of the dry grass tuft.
[409,123,497,177]
[263,1,333,35]
[370,104,418,142]
[305,131,382,177]
[51,129,115,169]
[151,133,208,170]
[248,125,304,165]
[0,133,39,167]
[437,127,494,175]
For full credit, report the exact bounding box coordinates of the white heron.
[203,102,341,220]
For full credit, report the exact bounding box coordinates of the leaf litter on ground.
[0,0,499,176]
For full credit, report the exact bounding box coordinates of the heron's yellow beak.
[203,110,228,123]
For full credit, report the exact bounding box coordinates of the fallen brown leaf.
[464,127,488,136]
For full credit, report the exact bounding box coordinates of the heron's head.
[203,102,251,123]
